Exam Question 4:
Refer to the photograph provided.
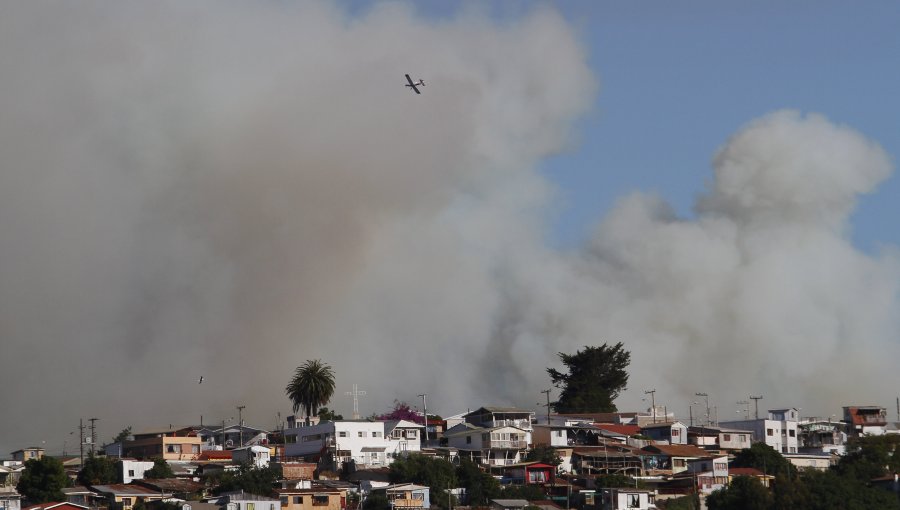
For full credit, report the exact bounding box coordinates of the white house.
[284,420,422,468]
[233,445,271,468]
[444,407,533,467]
[720,408,799,454]
[640,422,688,445]
[597,488,656,510]
[119,459,155,484]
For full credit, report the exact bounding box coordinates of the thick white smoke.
[0,2,897,453]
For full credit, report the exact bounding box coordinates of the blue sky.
[375,1,900,252]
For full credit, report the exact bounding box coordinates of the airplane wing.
[405,74,415,86]
[410,83,420,94]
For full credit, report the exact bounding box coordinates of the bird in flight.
[198,376,204,384]
[405,74,425,94]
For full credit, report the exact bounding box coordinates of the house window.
[413,494,424,501]
[128,470,135,477]
[627,494,640,508]
[789,430,795,437]
[294,497,303,504]
[767,429,774,436]
[482,433,490,441]
[373,431,382,437]
[339,432,347,437]
[466,436,472,444]
[167,444,181,453]
[671,428,680,437]
[555,430,564,437]
[286,435,297,444]
[359,431,366,438]
[673,459,686,468]
[313,496,329,506]
[406,430,417,439]
[281,497,289,507]
[392,430,403,439]
[740,435,747,442]
[192,444,200,453]
[122,499,132,507]
[248,503,255,510]
[723,434,731,442]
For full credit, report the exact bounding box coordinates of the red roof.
[729,467,767,477]
[198,450,233,460]
[24,504,89,510]
[593,424,640,436]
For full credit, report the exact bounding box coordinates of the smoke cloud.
[0,2,896,452]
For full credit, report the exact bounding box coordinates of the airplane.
[405,74,425,94]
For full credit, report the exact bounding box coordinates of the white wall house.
[720,408,799,454]
[284,420,422,468]
[444,407,534,467]
[120,459,155,484]
[640,421,688,445]
[233,445,271,468]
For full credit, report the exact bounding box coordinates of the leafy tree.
[731,443,793,478]
[77,453,118,485]
[836,434,900,482]
[389,454,457,509]
[16,457,70,503]
[595,474,645,489]
[524,445,562,467]
[317,407,344,421]
[547,343,630,413]
[144,458,175,479]
[362,492,390,510]
[659,494,699,510]
[706,475,772,510]
[209,463,280,495]
[113,426,133,443]
[456,459,501,506]
[376,400,423,423]
[793,468,900,510]
[499,484,545,501]
[285,359,336,425]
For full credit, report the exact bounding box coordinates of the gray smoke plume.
[1,2,897,453]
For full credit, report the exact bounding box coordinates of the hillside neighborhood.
[3,400,900,510]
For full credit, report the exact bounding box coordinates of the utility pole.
[695,393,710,426]
[417,394,429,444]
[345,384,367,420]
[644,389,657,423]
[88,418,99,456]
[540,389,551,424]
[236,406,246,447]
[737,400,750,420]
[750,395,764,420]
[78,418,85,465]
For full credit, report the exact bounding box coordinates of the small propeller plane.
[405,74,425,94]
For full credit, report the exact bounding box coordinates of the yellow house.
[90,484,168,510]
[276,488,345,510]
[11,447,44,462]
[124,427,202,461]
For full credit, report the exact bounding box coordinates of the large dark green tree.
[16,457,70,503]
[144,458,175,479]
[389,454,457,510]
[285,359,336,425]
[208,463,280,495]
[731,443,793,478]
[524,445,562,467]
[706,476,773,510]
[77,454,118,485]
[547,343,630,413]
[455,459,501,506]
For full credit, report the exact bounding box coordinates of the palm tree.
[285,359,336,425]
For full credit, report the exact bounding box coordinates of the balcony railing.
[485,440,527,449]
